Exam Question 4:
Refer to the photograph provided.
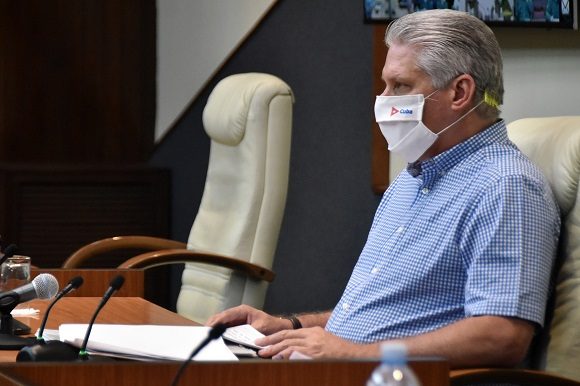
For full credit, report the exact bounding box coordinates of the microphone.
[17,275,124,361]
[0,244,18,265]
[16,276,84,361]
[0,274,59,350]
[0,244,23,334]
[37,276,84,342]
[78,275,124,360]
[170,324,227,386]
[0,273,59,307]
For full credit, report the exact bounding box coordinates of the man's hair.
[385,9,503,120]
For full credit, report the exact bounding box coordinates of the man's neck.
[420,116,496,161]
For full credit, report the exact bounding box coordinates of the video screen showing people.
[364,0,564,23]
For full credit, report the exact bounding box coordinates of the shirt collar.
[406,120,509,186]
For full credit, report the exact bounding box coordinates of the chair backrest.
[507,116,580,381]
[176,73,294,323]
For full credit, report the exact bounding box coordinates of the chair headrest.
[202,73,293,146]
[508,116,580,217]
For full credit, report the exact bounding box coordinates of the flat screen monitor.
[364,0,577,29]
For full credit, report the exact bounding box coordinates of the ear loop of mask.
[424,89,439,101]
[434,97,485,137]
[424,76,500,136]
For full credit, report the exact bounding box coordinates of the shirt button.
[422,187,430,194]
[371,267,379,274]
[396,226,404,233]
[342,303,350,311]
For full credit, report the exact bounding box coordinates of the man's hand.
[205,305,292,335]
[255,327,378,359]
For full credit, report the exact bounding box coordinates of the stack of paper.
[58,324,238,361]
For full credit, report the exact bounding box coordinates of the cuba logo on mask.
[390,107,413,116]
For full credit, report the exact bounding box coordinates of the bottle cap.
[380,342,408,365]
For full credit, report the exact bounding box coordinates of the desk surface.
[2,297,196,362]
[0,297,449,386]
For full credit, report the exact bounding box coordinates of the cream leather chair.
[63,73,294,324]
[452,116,580,386]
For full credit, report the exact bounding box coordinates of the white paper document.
[223,324,266,350]
[11,308,40,317]
[58,324,238,362]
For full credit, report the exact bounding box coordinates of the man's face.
[380,43,451,135]
[380,43,433,97]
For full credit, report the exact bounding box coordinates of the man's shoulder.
[462,141,547,183]
[458,142,559,221]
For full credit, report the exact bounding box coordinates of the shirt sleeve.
[459,173,560,326]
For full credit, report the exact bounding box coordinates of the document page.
[223,324,266,350]
[59,324,238,361]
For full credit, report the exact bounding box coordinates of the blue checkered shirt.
[325,120,560,343]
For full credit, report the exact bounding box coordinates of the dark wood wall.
[0,0,156,164]
[0,1,167,276]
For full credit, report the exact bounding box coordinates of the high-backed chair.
[451,116,580,386]
[62,73,294,324]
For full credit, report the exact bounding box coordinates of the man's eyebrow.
[383,73,414,84]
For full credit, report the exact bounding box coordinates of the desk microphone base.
[17,340,119,362]
[17,340,79,361]
[0,333,36,350]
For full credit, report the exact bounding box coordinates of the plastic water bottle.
[366,343,421,386]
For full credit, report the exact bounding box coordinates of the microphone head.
[109,275,125,290]
[69,276,84,290]
[0,244,18,265]
[32,274,59,299]
[3,244,18,258]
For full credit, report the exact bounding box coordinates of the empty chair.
[63,73,294,324]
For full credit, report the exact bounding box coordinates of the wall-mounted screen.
[364,0,577,29]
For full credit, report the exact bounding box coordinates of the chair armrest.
[117,249,276,282]
[450,368,580,386]
[62,236,187,268]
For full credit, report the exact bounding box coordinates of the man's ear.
[450,74,477,111]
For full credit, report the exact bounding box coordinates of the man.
[207,9,560,368]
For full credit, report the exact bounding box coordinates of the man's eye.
[393,83,407,94]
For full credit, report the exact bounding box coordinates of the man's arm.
[206,305,330,335]
[293,311,331,328]
[397,315,535,368]
[256,315,535,368]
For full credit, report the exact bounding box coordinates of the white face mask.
[374,92,483,163]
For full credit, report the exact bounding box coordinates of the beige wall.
[155,0,276,141]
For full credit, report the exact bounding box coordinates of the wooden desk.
[0,297,449,386]
[0,359,448,386]
[3,297,195,362]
